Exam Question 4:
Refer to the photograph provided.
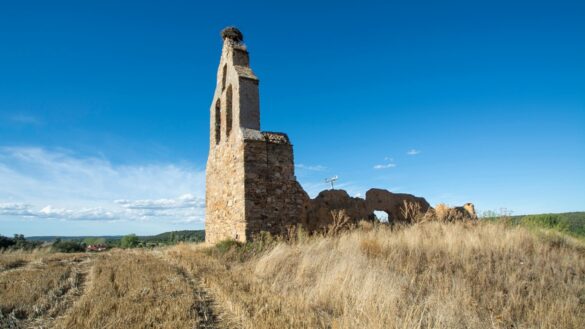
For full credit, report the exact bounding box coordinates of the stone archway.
[373,210,390,223]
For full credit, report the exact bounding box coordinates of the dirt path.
[175,266,218,329]
[28,255,93,329]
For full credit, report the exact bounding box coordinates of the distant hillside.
[502,212,585,240]
[143,230,205,243]
[27,230,205,243]
[26,235,122,242]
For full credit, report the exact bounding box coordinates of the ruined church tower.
[205,27,309,244]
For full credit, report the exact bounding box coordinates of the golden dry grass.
[166,221,585,329]
[2,221,584,328]
[0,251,90,327]
[54,249,207,329]
[0,248,50,272]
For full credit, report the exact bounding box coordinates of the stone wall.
[243,133,309,239]
[205,135,247,243]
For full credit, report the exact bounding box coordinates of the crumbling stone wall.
[365,188,431,223]
[302,188,432,231]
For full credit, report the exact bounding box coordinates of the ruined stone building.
[205,27,471,244]
[205,27,309,244]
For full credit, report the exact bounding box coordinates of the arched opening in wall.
[221,64,227,91]
[226,85,233,137]
[373,210,389,223]
[215,99,221,144]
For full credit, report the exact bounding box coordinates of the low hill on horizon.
[25,229,205,243]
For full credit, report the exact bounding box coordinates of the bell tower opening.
[221,64,227,91]
[215,99,221,144]
[226,85,233,137]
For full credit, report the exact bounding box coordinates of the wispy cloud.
[9,114,42,125]
[0,196,205,223]
[0,147,205,225]
[407,149,421,156]
[373,163,396,169]
[115,194,204,210]
[295,163,327,171]
[0,203,115,221]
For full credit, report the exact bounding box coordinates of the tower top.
[221,26,244,43]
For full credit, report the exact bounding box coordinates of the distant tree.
[13,234,26,248]
[0,235,16,249]
[83,237,106,245]
[52,239,84,253]
[120,234,139,248]
[5,234,42,250]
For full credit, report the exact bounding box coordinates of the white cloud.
[373,163,397,169]
[0,147,205,224]
[407,149,421,156]
[295,164,327,171]
[115,193,203,210]
[0,202,116,221]
[0,203,37,217]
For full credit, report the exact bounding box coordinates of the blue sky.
[1,0,584,236]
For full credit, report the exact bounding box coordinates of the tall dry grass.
[166,221,585,329]
[2,221,584,328]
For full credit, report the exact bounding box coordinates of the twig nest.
[221,27,244,43]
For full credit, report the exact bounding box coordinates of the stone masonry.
[205,27,309,243]
[205,27,467,244]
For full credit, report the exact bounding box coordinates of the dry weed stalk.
[326,209,351,236]
[400,200,425,223]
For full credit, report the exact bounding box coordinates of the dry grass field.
[2,221,585,329]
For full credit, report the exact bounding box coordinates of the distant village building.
[86,244,107,252]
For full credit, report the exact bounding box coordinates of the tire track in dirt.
[27,255,94,329]
[156,253,220,329]
[175,266,218,329]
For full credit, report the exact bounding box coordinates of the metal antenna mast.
[324,175,339,189]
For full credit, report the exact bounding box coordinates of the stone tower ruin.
[205,27,308,243]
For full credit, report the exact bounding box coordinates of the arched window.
[221,64,227,91]
[215,99,221,144]
[226,85,233,137]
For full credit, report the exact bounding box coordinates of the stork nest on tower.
[221,26,244,43]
